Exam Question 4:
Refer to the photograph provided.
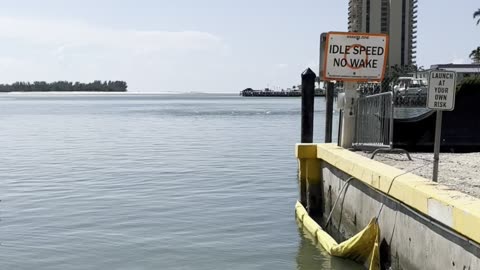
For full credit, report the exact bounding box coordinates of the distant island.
[0,80,127,92]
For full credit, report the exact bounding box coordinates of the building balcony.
[349,2,360,8]
[350,12,360,18]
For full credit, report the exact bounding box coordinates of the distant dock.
[240,88,325,97]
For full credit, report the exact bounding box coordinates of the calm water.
[0,93,361,270]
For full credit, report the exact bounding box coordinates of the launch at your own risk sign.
[322,32,389,82]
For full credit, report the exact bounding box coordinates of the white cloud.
[0,16,229,91]
[445,52,470,65]
[0,16,224,53]
[450,57,469,65]
[0,57,31,71]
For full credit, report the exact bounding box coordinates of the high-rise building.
[348,0,418,67]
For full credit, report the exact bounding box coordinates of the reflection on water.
[295,220,363,270]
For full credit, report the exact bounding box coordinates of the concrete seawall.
[296,143,480,270]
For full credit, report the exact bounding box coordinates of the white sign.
[322,32,389,82]
[427,70,456,111]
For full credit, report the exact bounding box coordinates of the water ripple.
[0,94,357,270]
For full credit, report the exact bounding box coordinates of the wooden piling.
[296,144,323,216]
[301,68,316,143]
[325,82,334,143]
[306,159,323,216]
[298,159,307,206]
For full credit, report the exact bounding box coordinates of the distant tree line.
[0,80,127,92]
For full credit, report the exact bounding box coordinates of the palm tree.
[469,47,480,63]
[474,9,480,25]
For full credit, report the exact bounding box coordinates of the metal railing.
[354,92,393,150]
[353,91,411,159]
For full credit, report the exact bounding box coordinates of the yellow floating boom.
[295,201,380,270]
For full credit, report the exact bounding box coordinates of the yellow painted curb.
[295,143,317,159]
[311,143,480,244]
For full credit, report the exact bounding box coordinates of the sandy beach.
[356,151,480,198]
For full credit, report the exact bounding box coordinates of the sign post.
[319,33,335,143]
[322,32,388,148]
[427,70,456,182]
[432,111,443,182]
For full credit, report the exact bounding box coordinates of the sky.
[0,0,478,92]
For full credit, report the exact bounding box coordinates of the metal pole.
[432,110,443,182]
[325,82,334,143]
[389,92,394,149]
[301,68,316,143]
[337,110,343,147]
[353,100,358,145]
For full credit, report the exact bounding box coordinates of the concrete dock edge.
[296,143,480,269]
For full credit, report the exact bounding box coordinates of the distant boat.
[240,87,326,97]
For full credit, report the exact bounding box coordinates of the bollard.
[301,68,316,143]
